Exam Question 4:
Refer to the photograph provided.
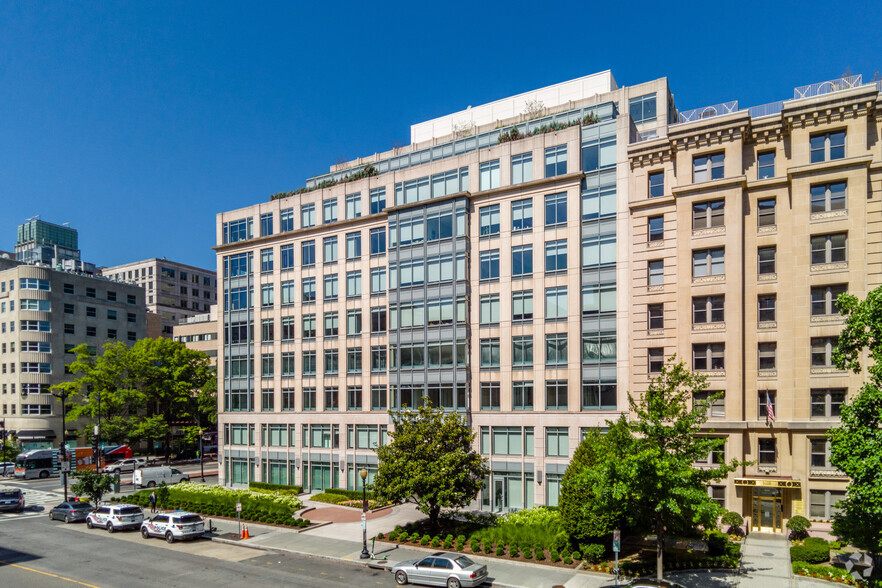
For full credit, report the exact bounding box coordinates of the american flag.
[766,391,775,423]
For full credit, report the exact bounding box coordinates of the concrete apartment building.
[215,70,882,534]
[100,259,217,337]
[0,257,147,449]
[172,304,219,365]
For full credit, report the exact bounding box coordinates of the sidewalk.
[737,533,792,587]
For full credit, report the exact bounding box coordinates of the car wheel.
[107,522,115,533]
[86,519,94,529]
[64,515,71,524]
[395,571,408,585]
[141,528,150,539]
[39,470,49,479]
[446,578,461,588]
[147,481,156,488]
[165,531,175,544]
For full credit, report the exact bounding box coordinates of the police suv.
[140,510,205,543]
[86,503,144,532]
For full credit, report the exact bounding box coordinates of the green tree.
[71,470,115,505]
[828,288,882,554]
[373,403,488,529]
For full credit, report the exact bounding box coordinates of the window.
[280,245,294,270]
[758,438,776,465]
[280,207,294,232]
[511,152,533,184]
[370,267,386,294]
[261,284,274,308]
[811,233,847,264]
[629,93,657,124]
[345,192,361,219]
[346,309,362,336]
[479,250,499,280]
[512,290,533,322]
[324,386,339,410]
[545,333,568,365]
[369,228,385,255]
[261,319,275,342]
[648,304,664,330]
[302,352,316,376]
[649,171,664,197]
[693,152,724,182]
[546,380,567,410]
[693,343,725,371]
[811,336,838,368]
[692,248,725,277]
[479,204,500,236]
[347,348,362,373]
[301,241,315,266]
[302,277,316,302]
[370,187,386,215]
[545,287,567,320]
[324,312,339,337]
[480,339,500,367]
[346,271,361,298]
[809,489,845,520]
[323,236,338,263]
[510,381,533,410]
[811,182,846,213]
[581,185,616,219]
[324,350,339,375]
[371,346,386,372]
[346,232,361,259]
[479,160,500,190]
[545,240,568,272]
[811,284,847,316]
[302,315,317,339]
[582,380,616,410]
[581,235,615,267]
[260,212,273,237]
[322,198,338,223]
[811,388,846,418]
[757,198,776,227]
[261,353,274,377]
[545,145,567,177]
[63,283,74,295]
[693,390,726,419]
[582,134,615,172]
[758,342,777,370]
[757,151,775,179]
[758,246,776,275]
[648,260,664,286]
[480,294,500,325]
[758,294,776,322]
[545,193,567,226]
[370,307,386,333]
[345,385,362,411]
[810,438,833,469]
[693,296,724,325]
[692,200,725,230]
[301,203,316,228]
[223,218,253,243]
[582,283,615,315]
[281,352,295,376]
[512,199,533,231]
[582,332,615,363]
[480,382,500,410]
[546,427,568,456]
[323,274,338,300]
[512,245,533,277]
[648,215,664,242]
[810,130,845,163]
[63,303,74,314]
[371,385,387,410]
[512,336,533,367]
[281,280,294,306]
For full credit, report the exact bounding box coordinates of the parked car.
[0,462,15,476]
[392,552,488,588]
[140,510,205,543]
[85,503,143,532]
[133,466,189,488]
[104,457,148,474]
[48,501,93,523]
[0,489,24,513]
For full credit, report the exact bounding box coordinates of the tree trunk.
[429,504,441,531]
[656,516,664,581]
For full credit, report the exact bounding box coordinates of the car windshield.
[119,507,141,515]
[178,515,202,524]
[0,491,20,498]
[454,556,475,568]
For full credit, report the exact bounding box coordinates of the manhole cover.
[763,552,775,556]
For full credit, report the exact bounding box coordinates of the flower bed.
[117,482,308,528]
[793,561,862,585]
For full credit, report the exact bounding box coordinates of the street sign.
[613,540,621,553]
[236,502,242,512]
[60,461,71,473]
[361,513,366,522]
[613,529,621,553]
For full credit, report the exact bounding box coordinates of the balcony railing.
[793,75,863,100]
[677,101,739,124]
[747,101,784,119]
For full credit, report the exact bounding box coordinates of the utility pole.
[52,391,70,501]
[199,428,205,482]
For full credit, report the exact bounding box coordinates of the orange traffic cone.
[242,523,250,539]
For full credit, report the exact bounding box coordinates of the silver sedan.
[392,551,488,588]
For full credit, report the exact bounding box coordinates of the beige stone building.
[0,257,147,448]
[214,71,882,533]
[172,305,218,366]
[100,258,217,337]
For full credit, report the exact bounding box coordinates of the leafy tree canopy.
[71,470,115,505]
[373,403,488,529]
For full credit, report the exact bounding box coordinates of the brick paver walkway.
[305,505,392,523]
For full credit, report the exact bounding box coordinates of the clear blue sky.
[1,1,879,270]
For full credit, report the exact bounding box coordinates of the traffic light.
[59,442,67,459]
[91,434,99,454]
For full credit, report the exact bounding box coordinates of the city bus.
[14,449,60,479]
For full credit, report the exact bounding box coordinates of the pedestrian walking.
[149,490,157,513]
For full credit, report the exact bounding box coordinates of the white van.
[133,466,190,488]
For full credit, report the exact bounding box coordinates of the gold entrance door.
[751,487,783,532]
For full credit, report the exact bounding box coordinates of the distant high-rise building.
[15,217,81,266]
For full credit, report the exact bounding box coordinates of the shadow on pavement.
[0,546,43,566]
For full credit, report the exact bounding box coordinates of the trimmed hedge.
[790,539,829,564]
[325,488,377,500]
[249,482,303,494]
[310,493,350,505]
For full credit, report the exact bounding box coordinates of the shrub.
[523,547,533,559]
[563,555,573,565]
[456,535,467,549]
[495,544,504,556]
[420,534,431,546]
[409,532,420,543]
[376,532,385,540]
[552,531,569,553]
[550,549,560,563]
[443,535,453,549]
[790,541,829,564]
[535,548,545,561]
[706,530,728,556]
[509,544,519,558]
[786,515,812,540]
[428,536,438,547]
[561,548,571,560]
[581,543,605,563]
[721,510,744,531]
[829,540,842,550]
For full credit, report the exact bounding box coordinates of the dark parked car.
[0,489,24,512]
[49,501,93,523]
[392,552,488,588]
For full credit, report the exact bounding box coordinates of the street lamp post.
[199,428,205,482]
[359,468,370,560]
[52,391,69,502]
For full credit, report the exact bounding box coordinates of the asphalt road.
[0,502,394,587]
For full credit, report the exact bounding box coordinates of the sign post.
[236,501,242,537]
[612,529,621,587]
